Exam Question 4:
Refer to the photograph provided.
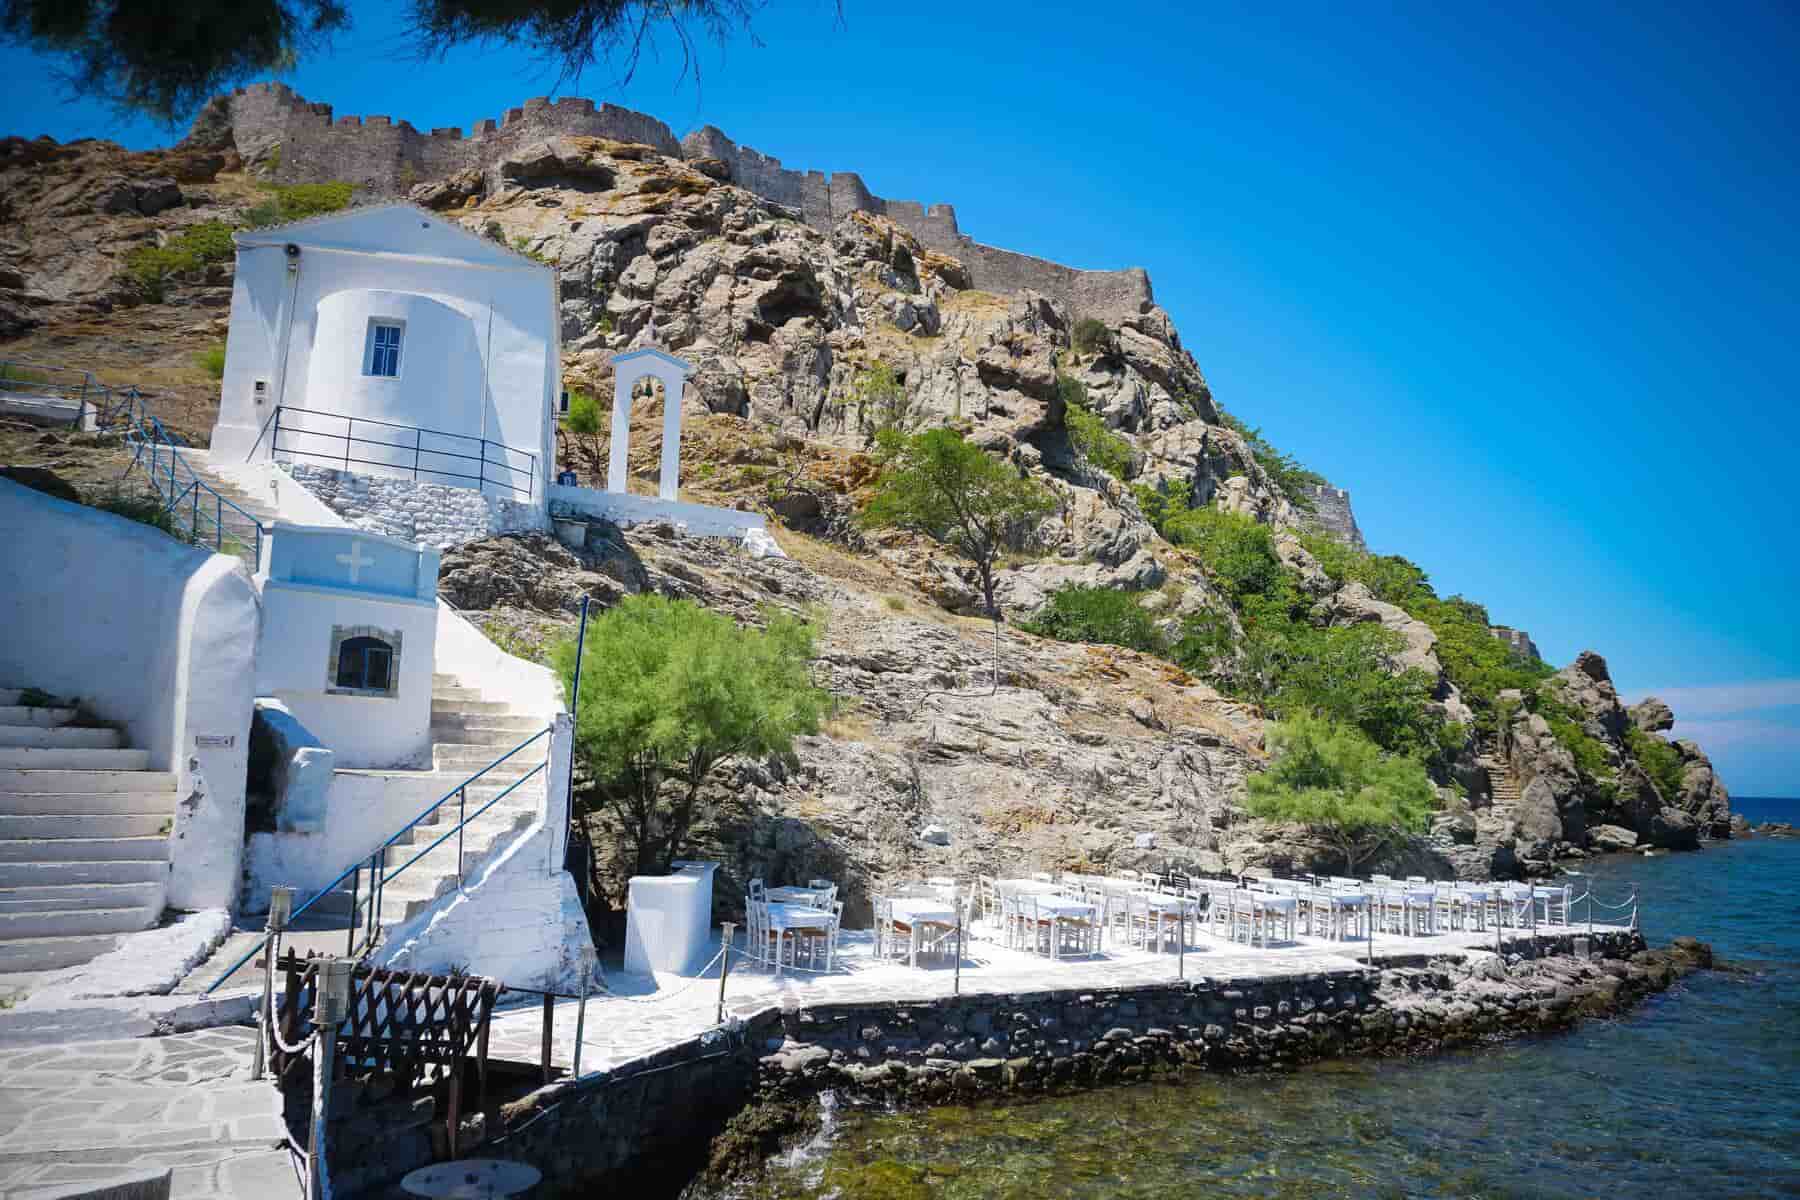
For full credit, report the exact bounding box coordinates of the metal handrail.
[268,403,538,500]
[124,407,268,562]
[202,725,552,993]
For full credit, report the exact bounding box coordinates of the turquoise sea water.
[749,800,1800,1199]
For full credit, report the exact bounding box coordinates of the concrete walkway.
[484,920,1620,1077]
[0,1025,299,1199]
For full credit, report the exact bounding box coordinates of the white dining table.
[888,898,959,967]
[767,886,831,905]
[765,903,837,975]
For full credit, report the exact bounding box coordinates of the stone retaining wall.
[321,932,1711,1198]
[756,931,1666,1106]
[284,463,547,550]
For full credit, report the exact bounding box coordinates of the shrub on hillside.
[1218,408,1327,510]
[243,181,355,228]
[195,344,226,379]
[1071,316,1113,356]
[1059,375,1133,479]
[1019,585,1164,655]
[1627,726,1687,802]
[87,487,176,537]
[123,221,238,302]
[1163,505,1284,602]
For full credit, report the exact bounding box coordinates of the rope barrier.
[593,947,732,1004]
[264,983,320,1057]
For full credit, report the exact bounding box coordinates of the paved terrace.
[484,918,1630,1074]
[0,1025,299,1199]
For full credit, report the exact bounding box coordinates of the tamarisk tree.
[1243,714,1437,875]
[552,594,826,883]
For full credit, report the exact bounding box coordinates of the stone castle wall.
[212,84,1154,322]
[1297,482,1366,551]
[1491,625,1542,663]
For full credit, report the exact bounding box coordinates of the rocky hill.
[0,93,1740,914]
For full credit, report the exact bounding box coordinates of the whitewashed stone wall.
[286,463,548,550]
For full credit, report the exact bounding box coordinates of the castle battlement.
[206,85,1155,321]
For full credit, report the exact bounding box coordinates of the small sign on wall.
[195,734,236,749]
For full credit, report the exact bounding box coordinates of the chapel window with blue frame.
[365,322,403,378]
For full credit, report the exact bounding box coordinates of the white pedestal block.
[622,860,719,976]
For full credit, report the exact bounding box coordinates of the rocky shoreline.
[686,934,1712,1196]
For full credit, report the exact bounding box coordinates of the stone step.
[0,813,173,839]
[431,699,513,717]
[0,858,168,887]
[0,880,164,911]
[0,904,160,939]
[432,686,486,702]
[383,819,526,870]
[0,931,123,972]
[0,747,152,771]
[432,746,550,769]
[0,725,122,749]
[0,706,79,728]
[0,791,179,816]
[0,836,171,863]
[429,720,546,745]
[400,810,534,847]
[0,768,178,794]
[433,674,462,688]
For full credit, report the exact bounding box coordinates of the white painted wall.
[548,484,771,540]
[0,480,257,912]
[243,769,456,908]
[436,604,562,722]
[254,582,437,769]
[211,205,557,506]
[370,716,594,991]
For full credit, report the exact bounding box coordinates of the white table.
[768,886,832,905]
[765,903,838,975]
[889,898,958,967]
[622,860,718,975]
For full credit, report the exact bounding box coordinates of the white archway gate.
[606,347,694,501]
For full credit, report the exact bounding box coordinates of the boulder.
[1588,824,1638,853]
[1512,775,1563,861]
[1629,697,1675,734]
[1550,650,1628,743]
[1649,806,1700,851]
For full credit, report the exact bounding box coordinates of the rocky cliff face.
[0,101,1735,904]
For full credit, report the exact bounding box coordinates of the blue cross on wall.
[267,525,439,601]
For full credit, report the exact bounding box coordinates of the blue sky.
[4,1,1797,793]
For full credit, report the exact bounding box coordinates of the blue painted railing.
[123,408,268,565]
[203,726,552,993]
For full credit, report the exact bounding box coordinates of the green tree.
[1243,715,1437,875]
[860,427,1056,618]
[564,388,605,481]
[2,0,787,123]
[552,595,827,880]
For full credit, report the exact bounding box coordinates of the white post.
[657,372,682,501]
[606,369,632,493]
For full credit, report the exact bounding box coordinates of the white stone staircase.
[331,673,551,936]
[0,689,176,972]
